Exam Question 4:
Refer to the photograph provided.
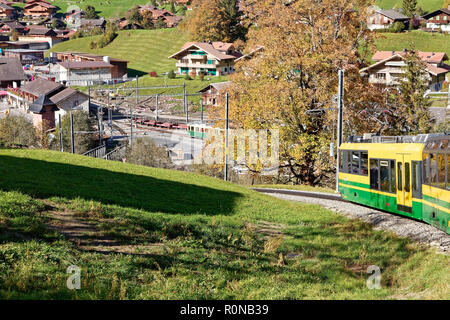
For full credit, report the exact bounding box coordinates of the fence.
[83,145,107,159]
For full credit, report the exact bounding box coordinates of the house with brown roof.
[136,5,184,28]
[0,3,15,19]
[422,6,450,33]
[169,42,241,76]
[360,50,450,91]
[18,26,62,47]
[23,0,57,18]
[57,60,115,86]
[8,77,89,121]
[0,56,25,88]
[367,9,409,31]
[0,21,26,34]
[198,81,232,106]
[54,52,128,79]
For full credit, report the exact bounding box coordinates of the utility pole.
[200,99,204,123]
[155,94,159,121]
[107,89,112,144]
[131,76,137,147]
[98,105,103,146]
[183,82,186,113]
[88,84,91,108]
[224,92,229,182]
[59,114,63,152]
[335,69,344,193]
[70,112,75,154]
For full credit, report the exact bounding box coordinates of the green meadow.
[0,149,448,299]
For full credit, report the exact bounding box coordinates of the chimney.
[392,50,395,55]
[103,56,110,64]
[403,48,407,53]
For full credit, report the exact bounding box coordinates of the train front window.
[405,163,411,193]
[351,152,360,174]
[346,151,351,173]
[438,154,446,189]
[398,162,403,191]
[370,159,379,190]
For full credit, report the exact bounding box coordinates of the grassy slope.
[0,149,448,299]
[373,31,450,69]
[375,0,444,12]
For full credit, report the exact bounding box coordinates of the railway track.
[255,188,450,253]
[253,188,344,202]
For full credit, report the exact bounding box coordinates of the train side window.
[370,159,379,190]
[405,163,411,193]
[423,153,430,185]
[412,161,421,197]
[398,162,403,191]
[361,152,368,176]
[339,151,344,171]
[380,161,390,193]
[352,152,360,174]
[390,160,396,192]
[447,154,450,190]
[438,154,446,189]
[430,154,438,186]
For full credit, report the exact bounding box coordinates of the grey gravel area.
[262,192,450,253]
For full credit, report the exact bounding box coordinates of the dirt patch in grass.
[45,206,167,256]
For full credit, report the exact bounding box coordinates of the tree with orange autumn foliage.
[180,0,247,42]
[212,0,396,185]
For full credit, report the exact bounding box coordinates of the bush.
[0,115,37,148]
[184,74,192,81]
[168,70,176,79]
[391,22,405,33]
[125,138,173,169]
[198,71,205,81]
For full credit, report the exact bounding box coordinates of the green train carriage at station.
[338,134,449,234]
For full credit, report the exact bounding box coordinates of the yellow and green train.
[339,134,449,234]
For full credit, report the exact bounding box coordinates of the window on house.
[376,73,386,79]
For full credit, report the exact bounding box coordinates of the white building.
[57,59,114,86]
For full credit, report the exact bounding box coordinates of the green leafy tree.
[402,0,417,18]
[85,5,98,19]
[396,50,434,134]
[170,0,176,13]
[125,138,173,169]
[0,115,37,148]
[53,111,97,154]
[127,5,143,25]
[168,69,176,79]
